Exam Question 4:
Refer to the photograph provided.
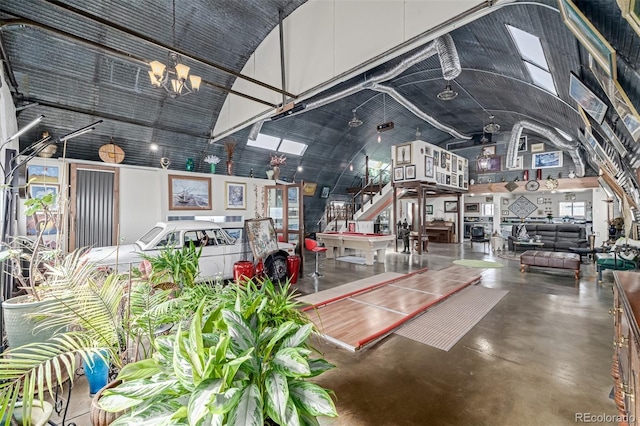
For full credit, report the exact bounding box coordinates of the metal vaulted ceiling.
[1,0,640,228]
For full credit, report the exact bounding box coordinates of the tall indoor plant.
[99,279,338,425]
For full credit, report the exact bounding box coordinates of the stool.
[305,238,327,277]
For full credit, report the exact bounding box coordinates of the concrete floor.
[52,241,617,425]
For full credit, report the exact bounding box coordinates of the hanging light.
[477,132,491,172]
[437,82,458,101]
[348,109,363,127]
[148,52,201,98]
[483,115,501,134]
[349,163,353,171]
[377,133,382,143]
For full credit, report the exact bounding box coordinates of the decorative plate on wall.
[525,180,540,191]
[98,143,125,164]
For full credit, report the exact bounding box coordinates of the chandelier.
[483,115,500,134]
[148,52,202,98]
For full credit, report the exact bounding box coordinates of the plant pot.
[90,380,124,426]
[84,350,110,397]
[272,166,280,181]
[1,295,61,349]
[1,401,53,426]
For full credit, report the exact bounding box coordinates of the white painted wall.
[15,159,279,246]
[213,0,490,139]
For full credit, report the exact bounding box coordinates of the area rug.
[496,252,521,262]
[453,259,504,268]
[336,256,367,265]
[395,286,508,351]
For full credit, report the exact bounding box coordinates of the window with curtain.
[558,201,585,217]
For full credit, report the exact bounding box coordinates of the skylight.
[248,133,280,150]
[247,133,308,156]
[506,24,557,95]
[279,139,308,156]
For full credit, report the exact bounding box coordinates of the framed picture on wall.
[531,143,545,153]
[424,156,434,178]
[168,174,212,210]
[405,165,416,179]
[303,182,317,196]
[394,167,404,181]
[569,72,608,124]
[532,151,563,168]
[225,181,246,209]
[507,156,524,170]
[395,144,412,165]
[426,204,433,215]
[27,165,59,184]
[444,201,458,213]
[502,210,510,216]
[465,203,480,213]
[518,136,528,151]
[320,186,330,198]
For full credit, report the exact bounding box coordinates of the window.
[558,201,585,217]
[247,133,308,156]
[507,25,557,95]
[482,203,494,217]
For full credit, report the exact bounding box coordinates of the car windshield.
[138,226,163,245]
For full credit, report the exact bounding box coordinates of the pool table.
[316,232,396,265]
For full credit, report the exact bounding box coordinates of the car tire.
[265,252,288,283]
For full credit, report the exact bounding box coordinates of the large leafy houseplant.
[100,279,338,425]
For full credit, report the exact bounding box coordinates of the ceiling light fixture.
[377,133,382,143]
[148,52,202,98]
[150,143,159,151]
[437,82,458,101]
[483,115,501,134]
[348,109,363,128]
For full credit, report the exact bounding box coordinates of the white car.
[83,220,296,281]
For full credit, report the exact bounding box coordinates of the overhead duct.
[506,120,586,177]
[368,83,470,140]
[285,34,468,139]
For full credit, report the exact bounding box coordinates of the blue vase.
[84,350,109,397]
[186,158,195,171]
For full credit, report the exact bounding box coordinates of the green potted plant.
[99,278,338,425]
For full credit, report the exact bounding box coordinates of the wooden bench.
[520,250,581,279]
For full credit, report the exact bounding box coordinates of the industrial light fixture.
[348,109,363,128]
[477,129,491,172]
[0,115,45,150]
[292,165,303,182]
[148,52,201,97]
[437,82,458,101]
[59,120,103,142]
[483,115,501,134]
[150,143,159,151]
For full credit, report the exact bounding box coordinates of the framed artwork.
[465,203,480,213]
[440,152,447,168]
[424,147,431,156]
[452,156,458,171]
[394,167,404,181]
[287,187,298,203]
[477,156,502,172]
[502,198,509,205]
[446,175,451,185]
[537,197,544,204]
[481,145,496,156]
[303,182,318,196]
[426,204,433,215]
[424,156,434,178]
[405,165,416,179]
[444,201,458,213]
[618,0,640,36]
[502,210,510,216]
[458,175,464,188]
[601,121,628,156]
[244,218,279,260]
[225,182,246,210]
[395,144,412,165]
[518,136,527,152]
[589,55,640,141]
[532,151,563,169]
[577,105,592,131]
[168,174,212,210]
[433,150,440,165]
[569,73,608,124]
[507,156,524,170]
[26,212,58,236]
[531,143,545,153]
[559,0,617,79]
[320,186,330,198]
[27,165,59,184]
[29,184,58,200]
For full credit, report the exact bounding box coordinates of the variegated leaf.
[227,383,263,426]
[265,370,288,424]
[273,348,310,377]
[289,381,337,417]
[281,323,313,349]
[307,358,336,377]
[117,358,160,381]
[187,378,223,425]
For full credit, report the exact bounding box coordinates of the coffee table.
[513,241,544,254]
[569,247,595,263]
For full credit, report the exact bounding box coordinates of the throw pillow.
[517,225,529,241]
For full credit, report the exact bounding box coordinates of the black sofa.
[507,224,588,252]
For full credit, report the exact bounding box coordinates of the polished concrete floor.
[53,242,618,425]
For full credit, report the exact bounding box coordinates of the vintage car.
[83,220,295,281]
